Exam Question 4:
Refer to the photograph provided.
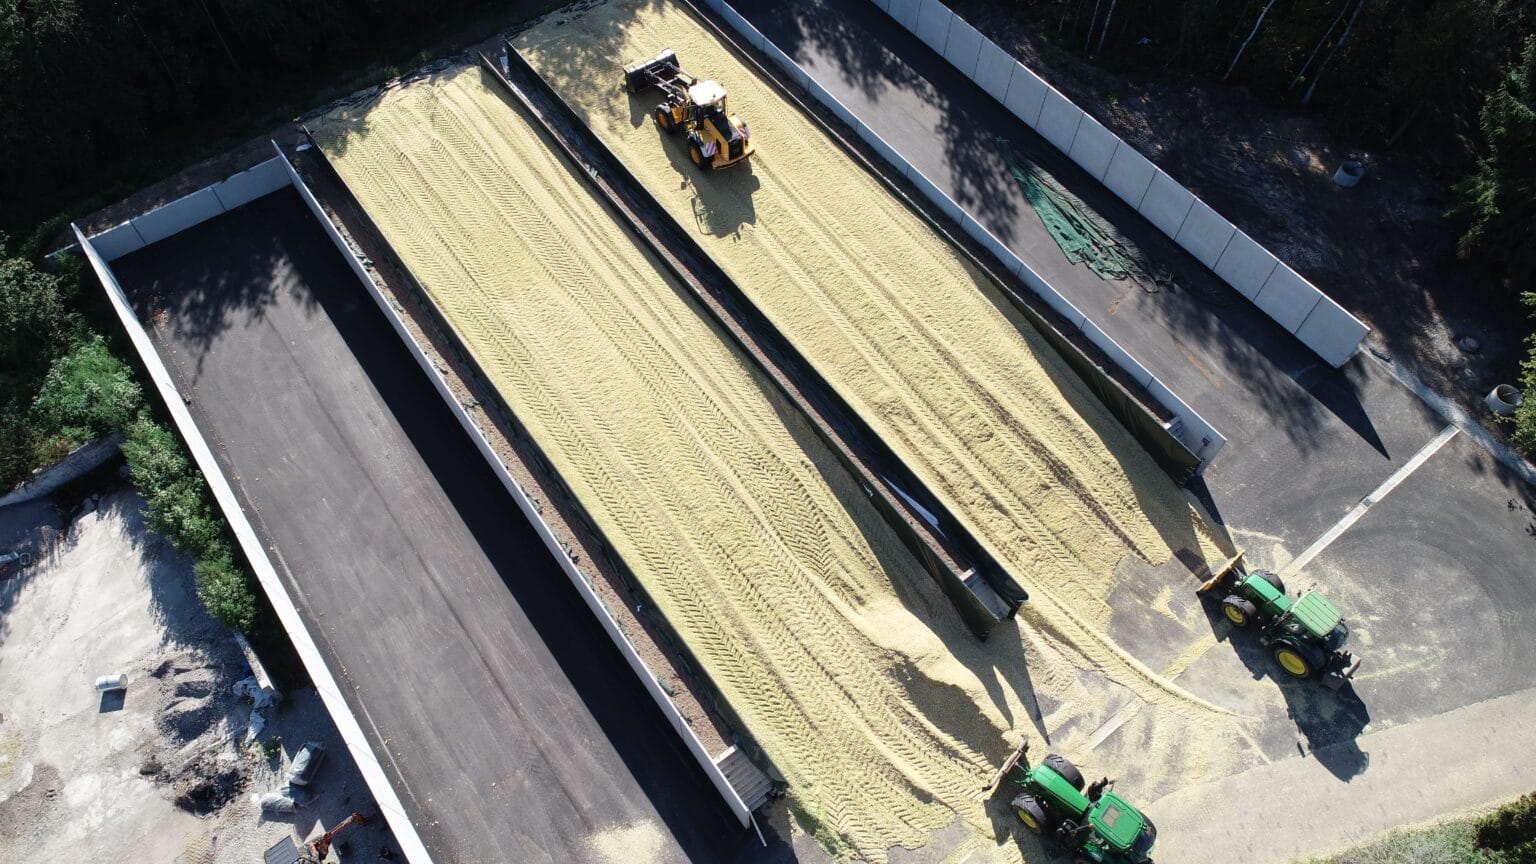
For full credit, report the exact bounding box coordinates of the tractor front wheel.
[1265,572,1288,596]
[1222,595,1257,627]
[1272,642,1320,679]
[1043,754,1085,791]
[1011,794,1051,835]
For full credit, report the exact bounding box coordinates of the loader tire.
[1222,595,1257,627]
[1043,754,1084,791]
[688,140,712,171]
[655,105,673,131]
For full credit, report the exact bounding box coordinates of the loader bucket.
[623,49,680,93]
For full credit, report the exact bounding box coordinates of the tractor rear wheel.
[1011,794,1052,835]
[1272,642,1321,679]
[1043,754,1085,791]
[1222,595,1257,627]
[654,106,673,131]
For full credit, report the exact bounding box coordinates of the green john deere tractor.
[1208,566,1361,690]
[996,745,1156,863]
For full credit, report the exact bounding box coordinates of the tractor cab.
[1086,792,1155,861]
[1277,590,1347,644]
[687,80,728,112]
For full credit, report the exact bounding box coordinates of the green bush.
[193,541,259,634]
[1301,822,1486,864]
[1476,790,1536,863]
[31,334,142,444]
[121,416,219,554]
[1515,294,1536,456]
[121,414,259,632]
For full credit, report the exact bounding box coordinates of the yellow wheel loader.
[623,49,754,171]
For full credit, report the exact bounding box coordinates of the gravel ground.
[0,486,398,864]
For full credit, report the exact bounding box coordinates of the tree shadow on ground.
[0,497,63,641]
[749,0,1021,231]
[752,0,1395,463]
[113,190,321,381]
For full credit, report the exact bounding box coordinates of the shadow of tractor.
[1197,595,1372,780]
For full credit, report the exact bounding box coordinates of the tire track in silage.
[317,70,994,860]
[734,155,1236,721]
[513,11,1233,723]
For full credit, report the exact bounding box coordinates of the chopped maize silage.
[314,41,1248,862]
[515,0,1233,691]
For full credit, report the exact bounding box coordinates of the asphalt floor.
[109,189,779,864]
[735,0,1536,855]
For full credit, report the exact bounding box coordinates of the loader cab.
[688,81,743,141]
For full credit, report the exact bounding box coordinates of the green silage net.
[997,136,1166,288]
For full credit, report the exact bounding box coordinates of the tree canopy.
[0,0,523,238]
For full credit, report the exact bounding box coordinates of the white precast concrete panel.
[915,0,955,53]
[907,168,965,223]
[1035,88,1084,153]
[210,157,288,211]
[874,0,892,11]
[1067,115,1118,181]
[90,222,147,262]
[1080,320,1156,389]
[889,0,922,31]
[1101,142,1157,207]
[719,3,767,50]
[704,0,724,11]
[1017,261,1089,328]
[1148,378,1226,463]
[960,212,1015,272]
[1294,301,1369,367]
[809,77,858,127]
[130,187,224,245]
[1173,199,1236,269]
[762,41,811,88]
[1252,266,1323,333]
[856,121,910,176]
[973,40,1014,102]
[1211,230,1278,300]
[1003,63,1050,126]
[1137,170,1197,238]
[943,17,984,77]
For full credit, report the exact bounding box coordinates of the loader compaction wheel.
[688,139,712,171]
[655,105,674,131]
[1222,596,1256,627]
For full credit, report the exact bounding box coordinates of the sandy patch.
[0,491,398,863]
